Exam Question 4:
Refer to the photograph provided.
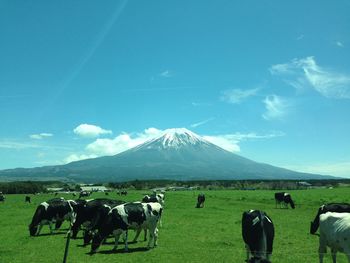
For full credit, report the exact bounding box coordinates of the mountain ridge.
[0,128,334,182]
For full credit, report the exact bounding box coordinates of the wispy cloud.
[160,70,173,78]
[283,161,350,178]
[221,88,259,104]
[262,95,290,121]
[203,131,285,153]
[0,141,40,149]
[73,124,112,138]
[336,41,344,47]
[30,133,53,140]
[190,118,215,128]
[270,56,350,99]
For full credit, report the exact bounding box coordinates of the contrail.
[40,0,129,118]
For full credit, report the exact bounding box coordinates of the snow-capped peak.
[160,128,203,147]
[134,128,211,151]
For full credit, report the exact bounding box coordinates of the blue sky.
[1,0,350,177]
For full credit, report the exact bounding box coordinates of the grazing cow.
[118,190,128,196]
[310,203,350,235]
[25,196,31,203]
[0,193,5,202]
[142,194,165,207]
[71,198,124,240]
[196,193,205,208]
[274,192,295,209]
[29,198,77,236]
[79,191,91,198]
[90,202,163,253]
[242,210,275,263]
[319,212,350,263]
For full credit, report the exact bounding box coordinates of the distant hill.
[0,128,334,182]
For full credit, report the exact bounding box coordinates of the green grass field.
[1,188,350,263]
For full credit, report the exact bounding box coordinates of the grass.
[1,188,350,262]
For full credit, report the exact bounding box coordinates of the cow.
[28,198,77,236]
[90,202,163,253]
[0,193,5,202]
[319,212,350,263]
[118,190,128,196]
[79,191,91,198]
[242,210,275,263]
[71,198,125,240]
[25,196,31,203]
[274,192,295,209]
[196,193,205,208]
[310,203,350,235]
[142,194,165,207]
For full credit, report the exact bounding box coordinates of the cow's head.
[28,224,38,236]
[84,230,94,246]
[310,221,318,234]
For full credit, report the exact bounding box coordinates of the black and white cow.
[242,210,275,263]
[71,198,125,239]
[318,212,350,263]
[90,202,163,253]
[0,194,5,202]
[79,191,91,198]
[25,196,31,203]
[28,198,77,236]
[310,203,350,235]
[196,193,205,208]
[274,192,295,209]
[142,193,165,207]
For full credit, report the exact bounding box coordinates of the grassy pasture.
[1,188,350,263]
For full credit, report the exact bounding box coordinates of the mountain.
[0,128,333,182]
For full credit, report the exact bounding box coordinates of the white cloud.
[204,131,285,153]
[30,133,53,140]
[0,141,39,149]
[190,118,215,128]
[262,95,290,120]
[63,154,98,164]
[73,124,112,138]
[160,70,173,78]
[221,88,259,104]
[85,128,163,156]
[336,41,344,47]
[270,56,350,99]
[203,135,240,152]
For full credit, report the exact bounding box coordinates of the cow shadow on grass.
[35,232,66,237]
[87,247,149,255]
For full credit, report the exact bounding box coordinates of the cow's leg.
[132,228,142,242]
[330,247,337,263]
[123,231,128,252]
[319,237,327,263]
[245,244,250,261]
[147,223,157,249]
[48,222,54,234]
[153,228,159,247]
[37,224,44,236]
[144,228,147,241]
[112,230,122,251]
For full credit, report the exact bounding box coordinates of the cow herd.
[28,192,165,255]
[26,191,350,262]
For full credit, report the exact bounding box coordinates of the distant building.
[80,186,108,192]
[47,187,64,192]
[297,181,312,188]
